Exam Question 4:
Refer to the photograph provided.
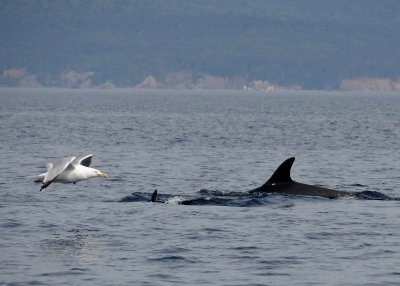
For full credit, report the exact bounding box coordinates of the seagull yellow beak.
[99,172,108,178]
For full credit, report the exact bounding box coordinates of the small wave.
[1,219,23,228]
[38,269,87,277]
[349,183,368,187]
[165,196,190,204]
[198,189,247,196]
[356,191,392,200]
[147,255,195,263]
[119,192,152,202]
[41,237,87,255]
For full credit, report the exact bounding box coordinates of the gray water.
[1,88,400,286]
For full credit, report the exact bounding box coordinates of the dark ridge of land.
[1,0,400,90]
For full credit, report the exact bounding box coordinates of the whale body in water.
[249,157,392,200]
[125,157,393,205]
[249,157,357,199]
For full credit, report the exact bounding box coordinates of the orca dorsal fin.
[266,157,295,184]
[150,190,158,202]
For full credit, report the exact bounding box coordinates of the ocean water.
[1,88,400,286]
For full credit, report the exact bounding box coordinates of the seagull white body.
[53,164,105,183]
[32,155,108,191]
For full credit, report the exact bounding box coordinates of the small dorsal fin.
[151,190,158,202]
[266,157,295,184]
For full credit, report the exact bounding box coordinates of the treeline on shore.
[2,1,400,90]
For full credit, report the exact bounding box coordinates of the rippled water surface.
[1,88,400,285]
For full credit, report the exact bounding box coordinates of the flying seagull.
[32,154,108,191]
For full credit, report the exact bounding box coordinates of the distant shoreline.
[2,70,400,93]
[1,86,399,96]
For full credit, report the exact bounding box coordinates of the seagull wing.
[41,156,75,191]
[30,163,52,183]
[73,154,93,167]
[46,163,53,171]
[30,172,47,182]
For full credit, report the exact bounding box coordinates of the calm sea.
[1,88,400,286]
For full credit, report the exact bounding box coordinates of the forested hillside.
[1,0,400,89]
